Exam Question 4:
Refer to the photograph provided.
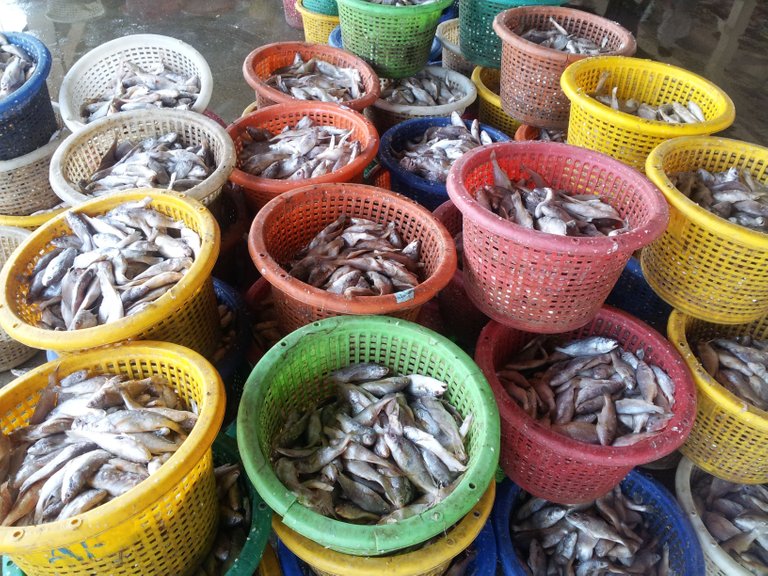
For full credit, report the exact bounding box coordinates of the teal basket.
[337,0,453,78]
[304,0,338,16]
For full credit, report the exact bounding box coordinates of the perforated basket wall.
[0,227,37,371]
[471,66,520,137]
[435,19,474,76]
[304,0,338,16]
[296,0,340,44]
[605,257,672,335]
[283,0,305,29]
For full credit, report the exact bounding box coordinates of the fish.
[531,128,566,143]
[521,17,612,55]
[380,68,466,106]
[696,336,768,410]
[266,53,365,103]
[361,0,439,6]
[0,34,35,100]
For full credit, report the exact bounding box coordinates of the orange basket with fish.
[475,306,697,504]
[248,182,456,332]
[226,101,379,214]
[242,41,380,111]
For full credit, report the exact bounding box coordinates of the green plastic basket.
[459,0,564,68]
[337,0,453,78]
[304,0,338,16]
[237,315,500,556]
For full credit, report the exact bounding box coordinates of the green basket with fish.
[237,315,500,556]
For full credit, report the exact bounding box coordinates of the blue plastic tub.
[493,472,705,576]
[0,32,56,161]
[606,256,673,335]
[328,25,442,63]
[379,116,510,210]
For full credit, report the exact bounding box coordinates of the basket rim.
[0,102,67,172]
[0,207,66,230]
[237,315,500,556]
[435,18,461,54]
[471,66,501,108]
[248,182,457,315]
[373,66,477,116]
[58,33,213,132]
[0,341,225,551]
[242,41,380,111]
[0,32,52,116]
[0,226,31,248]
[446,141,670,254]
[49,108,235,205]
[0,189,220,351]
[295,0,341,22]
[475,306,698,467]
[272,482,495,574]
[645,135,768,248]
[560,56,736,137]
[336,0,452,16]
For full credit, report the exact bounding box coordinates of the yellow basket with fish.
[641,136,768,324]
[0,189,221,358]
[560,56,735,171]
[0,341,225,576]
[0,207,66,232]
[471,67,520,138]
[295,0,339,44]
[668,310,768,484]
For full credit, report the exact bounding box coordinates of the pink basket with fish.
[475,306,697,504]
[445,141,669,333]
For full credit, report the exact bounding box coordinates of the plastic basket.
[0,190,221,358]
[274,482,495,576]
[336,0,452,78]
[445,141,669,333]
[328,26,443,64]
[494,472,704,576]
[296,0,340,44]
[283,0,305,29]
[58,34,213,133]
[435,19,474,75]
[605,257,672,335]
[258,545,283,576]
[0,227,36,372]
[641,136,768,324]
[0,32,57,161]
[248,182,457,332]
[561,56,736,171]
[242,41,380,111]
[304,0,338,16]
[494,6,636,130]
[45,0,105,23]
[368,66,477,135]
[237,315,500,556]
[226,101,379,214]
[378,117,510,211]
[471,66,520,137]
[0,206,66,232]
[0,341,224,575]
[49,108,235,207]
[475,306,697,504]
[675,457,750,576]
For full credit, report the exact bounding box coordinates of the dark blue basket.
[379,116,510,210]
[606,257,673,335]
[493,472,705,576]
[0,32,56,161]
[439,0,458,22]
[328,25,442,63]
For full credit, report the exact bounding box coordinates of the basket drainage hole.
[468,482,476,490]
[473,510,481,518]
[70,518,82,528]
[12,530,22,539]
[258,502,268,511]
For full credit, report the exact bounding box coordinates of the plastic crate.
[605,257,672,334]
[471,66,520,137]
[296,0,339,44]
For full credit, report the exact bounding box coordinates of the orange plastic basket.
[242,41,380,111]
[226,102,379,214]
[248,182,457,333]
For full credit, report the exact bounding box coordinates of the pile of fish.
[592,72,705,124]
[476,153,628,237]
[672,167,768,232]
[271,362,471,524]
[211,299,238,364]
[521,18,612,55]
[288,214,423,297]
[397,112,491,182]
[250,291,282,353]
[497,335,676,447]
[380,69,465,106]
[238,116,360,180]
[266,54,365,103]
[696,336,768,411]
[27,197,200,330]
[691,469,768,575]
[532,128,566,143]
[511,485,670,576]
[0,33,34,100]
[78,132,216,195]
[80,61,201,123]
[0,367,196,526]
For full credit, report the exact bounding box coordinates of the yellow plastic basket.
[641,136,768,324]
[295,0,339,44]
[0,227,37,372]
[560,56,735,171]
[0,207,66,231]
[274,482,494,576]
[257,544,282,576]
[668,310,768,484]
[471,66,520,138]
[0,341,225,575]
[0,189,221,357]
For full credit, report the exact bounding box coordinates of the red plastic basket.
[248,182,457,333]
[226,102,379,214]
[475,306,697,504]
[445,141,668,333]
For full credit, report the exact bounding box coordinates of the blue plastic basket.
[493,472,705,576]
[605,257,673,335]
[0,32,56,161]
[328,25,442,63]
[1,557,22,576]
[439,0,458,23]
[378,116,510,210]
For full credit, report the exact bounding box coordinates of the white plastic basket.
[49,108,235,206]
[0,226,37,371]
[436,19,474,76]
[58,34,213,132]
[675,457,752,576]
